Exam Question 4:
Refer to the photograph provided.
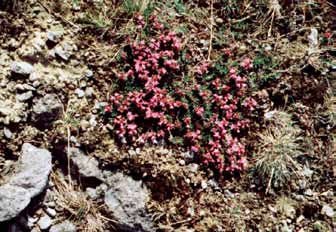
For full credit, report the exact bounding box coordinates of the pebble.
[16,91,34,101]
[304,189,314,197]
[27,216,38,228]
[37,215,52,230]
[86,187,99,200]
[179,159,186,165]
[85,69,93,78]
[79,80,87,88]
[47,31,62,44]
[49,220,76,232]
[85,87,94,98]
[321,205,334,218]
[89,116,97,127]
[45,207,57,217]
[29,73,39,82]
[3,127,13,139]
[75,88,85,98]
[11,61,34,76]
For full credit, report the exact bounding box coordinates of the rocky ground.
[0,0,335,231]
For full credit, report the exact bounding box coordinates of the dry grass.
[52,171,113,232]
[323,90,336,127]
[252,111,304,192]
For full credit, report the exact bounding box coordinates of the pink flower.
[240,58,253,70]
[195,107,204,116]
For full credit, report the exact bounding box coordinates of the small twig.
[268,10,275,38]
[265,167,274,194]
[207,0,214,61]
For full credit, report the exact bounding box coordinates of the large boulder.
[0,184,31,222]
[69,148,104,185]
[9,143,53,197]
[104,173,154,232]
[0,143,52,222]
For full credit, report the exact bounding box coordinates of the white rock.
[11,61,34,76]
[45,207,57,217]
[49,220,76,232]
[38,215,52,230]
[75,88,85,98]
[3,127,13,139]
[16,91,34,102]
[321,205,334,218]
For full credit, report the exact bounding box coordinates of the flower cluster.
[104,15,256,174]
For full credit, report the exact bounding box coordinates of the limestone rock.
[31,94,62,129]
[104,172,154,232]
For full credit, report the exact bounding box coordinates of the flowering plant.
[103,14,256,173]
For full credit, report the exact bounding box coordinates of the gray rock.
[11,61,34,76]
[0,184,31,222]
[37,215,52,230]
[321,205,334,218]
[32,94,62,129]
[9,143,52,197]
[104,173,154,232]
[47,31,62,44]
[54,42,72,61]
[69,148,103,181]
[16,91,34,102]
[0,143,52,222]
[49,220,76,232]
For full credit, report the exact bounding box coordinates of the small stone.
[179,159,186,166]
[296,215,304,223]
[11,61,34,76]
[321,205,334,218]
[37,215,52,230]
[86,187,99,200]
[16,91,34,101]
[201,180,207,189]
[128,149,136,156]
[55,44,71,61]
[264,44,272,51]
[45,207,57,217]
[3,127,13,139]
[215,18,224,24]
[29,72,39,82]
[224,190,235,198]
[47,31,62,44]
[49,220,76,232]
[31,94,62,129]
[85,70,93,78]
[75,88,85,98]
[85,87,94,98]
[79,80,87,88]
[89,116,97,127]
[304,189,313,197]
[302,167,314,177]
[27,216,38,228]
[188,163,199,173]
